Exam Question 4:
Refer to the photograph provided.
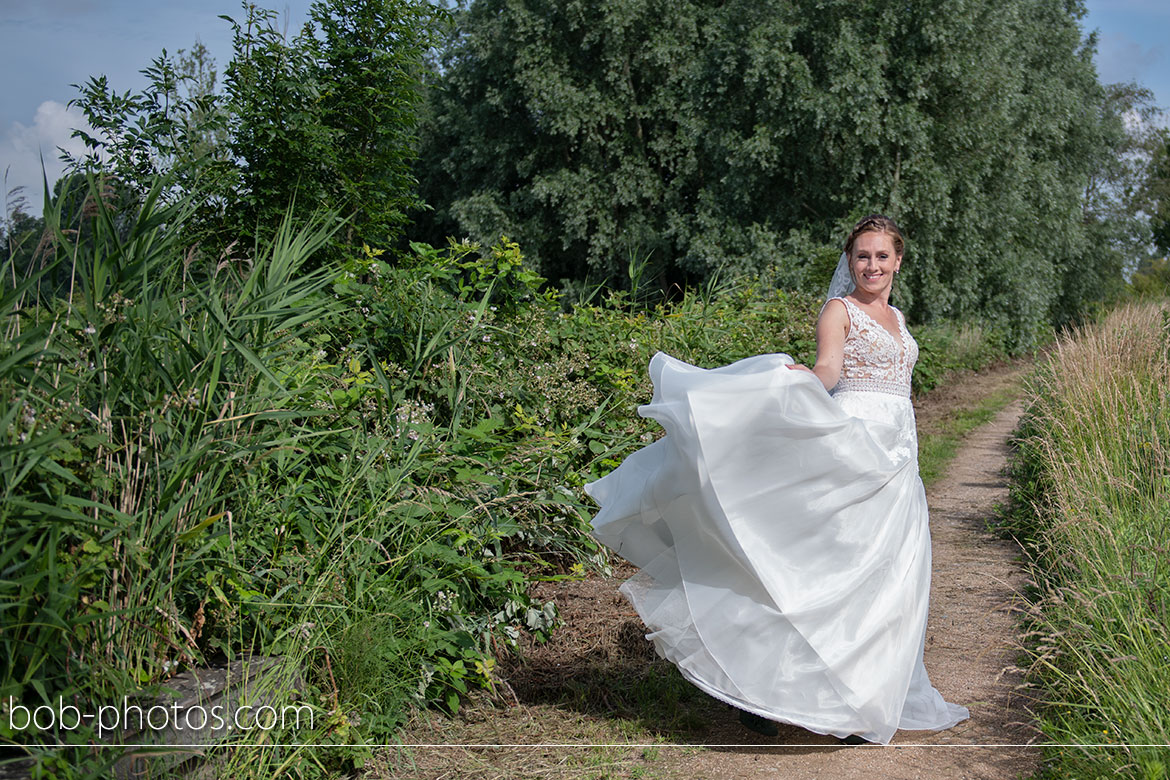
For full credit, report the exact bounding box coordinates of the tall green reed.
[0,173,341,768]
[1007,302,1170,777]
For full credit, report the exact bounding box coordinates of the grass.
[1004,302,1170,779]
[0,175,380,775]
[374,694,695,780]
[917,375,1025,487]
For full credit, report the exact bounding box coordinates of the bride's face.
[850,231,902,296]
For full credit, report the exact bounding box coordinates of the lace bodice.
[830,297,918,397]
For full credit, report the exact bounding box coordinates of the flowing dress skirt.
[585,352,969,744]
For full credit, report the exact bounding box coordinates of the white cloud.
[0,101,91,215]
[1095,32,1166,86]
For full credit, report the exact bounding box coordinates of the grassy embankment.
[1006,301,1170,778]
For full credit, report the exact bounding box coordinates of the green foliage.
[1,182,45,282]
[417,0,1154,350]
[1003,303,1170,775]
[68,43,231,193]
[1065,83,1166,325]
[222,4,336,243]
[308,0,442,248]
[0,173,341,766]
[227,0,444,250]
[1131,256,1170,299]
[911,321,1010,395]
[65,0,442,255]
[1151,134,1170,255]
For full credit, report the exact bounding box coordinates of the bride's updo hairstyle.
[844,215,905,259]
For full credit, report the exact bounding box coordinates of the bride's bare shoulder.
[818,297,851,335]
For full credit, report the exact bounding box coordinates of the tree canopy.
[416,0,1152,348]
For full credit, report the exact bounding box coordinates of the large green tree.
[1150,135,1170,256]
[417,0,1128,348]
[226,0,443,247]
[1068,83,1165,316]
[68,0,441,253]
[310,0,439,246]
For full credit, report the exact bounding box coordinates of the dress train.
[585,351,969,743]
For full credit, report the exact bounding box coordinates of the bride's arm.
[787,299,848,392]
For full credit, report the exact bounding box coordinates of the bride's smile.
[850,232,902,298]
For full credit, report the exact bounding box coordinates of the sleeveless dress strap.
[824,296,856,337]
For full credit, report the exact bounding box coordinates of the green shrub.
[912,320,1010,394]
[1130,257,1170,299]
[5,171,1014,775]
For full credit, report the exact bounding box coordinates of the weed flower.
[414,666,435,701]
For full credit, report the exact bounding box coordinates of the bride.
[584,215,969,745]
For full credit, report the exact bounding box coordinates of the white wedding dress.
[585,297,969,744]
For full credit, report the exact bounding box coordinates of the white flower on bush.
[395,401,434,442]
[414,665,436,701]
[432,589,457,613]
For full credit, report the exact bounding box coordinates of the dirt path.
[377,365,1042,779]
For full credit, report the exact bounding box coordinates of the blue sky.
[1086,0,1169,103]
[1,0,1167,215]
[0,0,314,212]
